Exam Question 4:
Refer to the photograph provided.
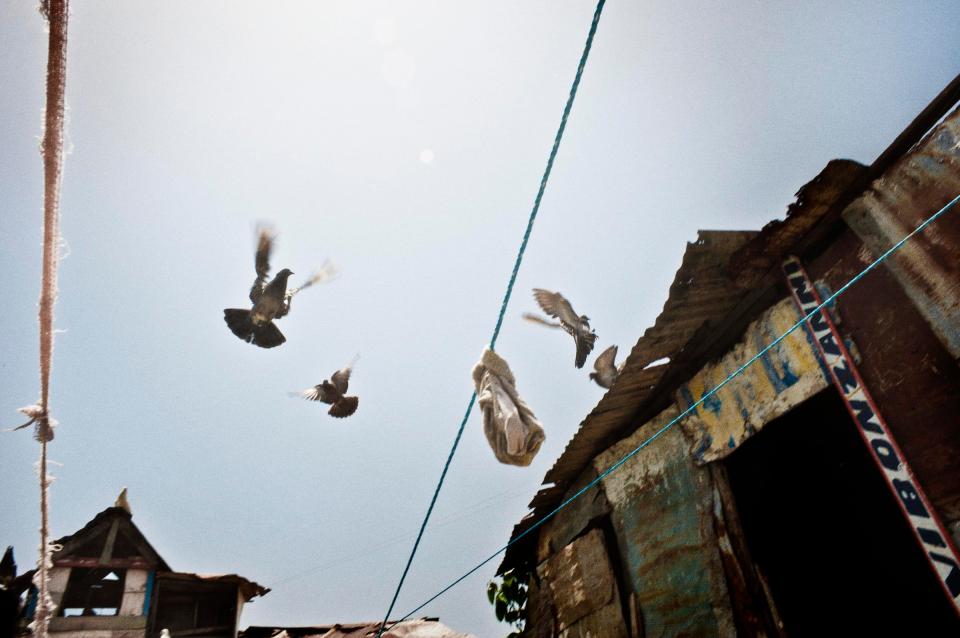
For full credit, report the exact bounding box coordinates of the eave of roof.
[157,571,270,601]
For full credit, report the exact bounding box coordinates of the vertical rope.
[376,3,607,635]
[20,2,70,636]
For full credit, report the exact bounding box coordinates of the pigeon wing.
[522,312,564,329]
[249,228,274,303]
[297,383,339,404]
[532,289,580,327]
[594,345,618,374]
[331,366,351,394]
[288,259,340,298]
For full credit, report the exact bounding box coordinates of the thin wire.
[390,193,960,626]
[488,0,607,348]
[377,2,607,634]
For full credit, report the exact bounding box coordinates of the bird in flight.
[530,289,597,368]
[590,345,620,389]
[293,360,359,418]
[223,227,337,348]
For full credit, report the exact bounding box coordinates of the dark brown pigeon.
[531,289,597,368]
[294,363,359,418]
[223,228,336,348]
[590,345,619,389]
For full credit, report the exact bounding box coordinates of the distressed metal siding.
[809,229,960,536]
[677,298,829,464]
[536,468,611,563]
[537,529,628,638]
[593,407,735,637]
[843,107,960,358]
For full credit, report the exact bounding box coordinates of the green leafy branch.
[486,568,528,637]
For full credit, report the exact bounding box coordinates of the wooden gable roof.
[52,506,170,571]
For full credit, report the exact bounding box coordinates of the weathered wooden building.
[501,78,960,636]
[13,493,268,638]
[7,496,475,638]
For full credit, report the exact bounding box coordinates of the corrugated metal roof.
[541,229,757,491]
[727,159,868,288]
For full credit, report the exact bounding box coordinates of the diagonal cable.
[376,2,607,634]
[388,193,960,627]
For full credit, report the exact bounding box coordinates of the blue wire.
[376,2,607,634]
[389,193,960,626]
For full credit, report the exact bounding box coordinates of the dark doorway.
[724,388,960,636]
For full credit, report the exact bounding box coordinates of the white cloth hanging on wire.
[472,348,545,466]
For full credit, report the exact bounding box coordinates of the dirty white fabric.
[472,348,545,466]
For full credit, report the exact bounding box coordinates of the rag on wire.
[388,193,960,626]
[15,2,71,637]
[376,1,607,635]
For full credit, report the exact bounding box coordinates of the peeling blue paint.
[691,432,713,462]
[757,322,799,391]
[608,428,726,636]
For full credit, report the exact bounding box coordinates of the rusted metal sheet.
[537,529,627,638]
[784,255,960,615]
[729,159,869,288]
[708,464,785,637]
[842,107,960,359]
[523,575,557,638]
[676,297,829,464]
[535,468,611,563]
[557,604,627,638]
[808,229,960,534]
[592,407,735,637]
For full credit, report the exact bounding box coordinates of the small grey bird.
[590,345,619,389]
[531,289,598,368]
[294,362,359,418]
[224,228,312,349]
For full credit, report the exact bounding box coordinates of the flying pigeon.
[590,345,619,389]
[294,362,359,418]
[223,228,336,348]
[531,289,597,368]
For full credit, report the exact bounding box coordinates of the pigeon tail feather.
[251,322,286,348]
[224,309,285,348]
[328,396,359,418]
[574,331,598,368]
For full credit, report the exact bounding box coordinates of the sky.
[1,1,958,635]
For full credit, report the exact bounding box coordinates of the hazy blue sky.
[2,1,958,635]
